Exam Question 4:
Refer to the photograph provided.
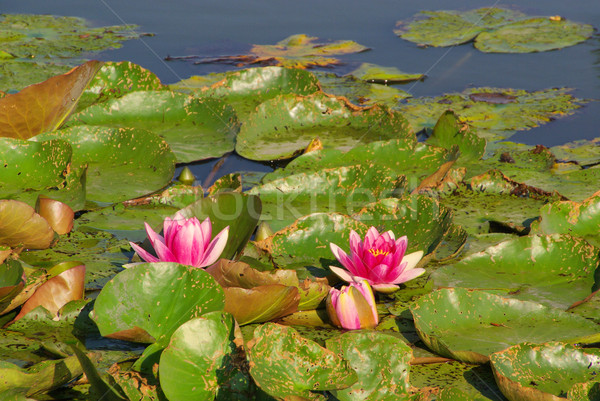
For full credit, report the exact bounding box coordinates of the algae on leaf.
[394,7,594,53]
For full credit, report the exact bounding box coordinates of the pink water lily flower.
[326,280,378,330]
[329,227,425,293]
[129,216,229,268]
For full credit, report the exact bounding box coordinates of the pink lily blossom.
[329,227,425,293]
[129,216,229,268]
[326,280,378,330]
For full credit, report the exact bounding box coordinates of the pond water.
[5,0,600,181]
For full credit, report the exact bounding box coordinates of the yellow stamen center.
[368,248,389,258]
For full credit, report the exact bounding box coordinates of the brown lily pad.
[0,200,55,249]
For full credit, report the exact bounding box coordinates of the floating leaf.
[394,8,593,53]
[397,87,585,141]
[35,196,74,235]
[0,200,54,249]
[0,356,84,397]
[174,66,321,120]
[247,323,357,399]
[68,90,239,163]
[236,92,412,160]
[0,14,139,91]
[533,190,600,247]
[159,312,241,401]
[36,125,176,204]
[316,71,411,108]
[490,342,600,400]
[184,34,369,69]
[249,164,405,231]
[326,331,412,400]
[11,262,85,323]
[222,285,299,325]
[0,138,72,201]
[348,62,425,84]
[92,262,225,347]
[475,17,595,53]
[427,110,485,163]
[0,260,25,313]
[410,288,600,363]
[394,8,526,47]
[0,60,103,139]
[433,234,599,309]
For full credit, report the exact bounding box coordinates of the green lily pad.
[247,323,357,399]
[394,8,593,53]
[410,288,600,363]
[315,71,411,108]
[0,356,84,397]
[76,61,166,112]
[325,331,412,400]
[0,14,139,91]
[427,110,485,163]
[550,138,600,166]
[173,66,321,120]
[235,92,412,160]
[0,200,54,249]
[35,125,176,204]
[0,138,71,200]
[68,90,239,163]
[261,195,459,270]
[394,8,526,47]
[0,260,25,310]
[475,17,594,53]
[159,312,241,401]
[490,342,600,400]
[532,191,600,247]
[348,63,425,84]
[19,228,130,290]
[92,262,225,347]
[175,192,262,260]
[396,87,585,141]
[73,203,178,242]
[262,139,453,195]
[569,381,600,401]
[249,164,405,232]
[433,234,600,309]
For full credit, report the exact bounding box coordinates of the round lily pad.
[432,234,600,309]
[475,17,594,53]
[410,288,600,363]
[490,342,600,400]
[68,90,239,163]
[235,92,411,160]
[35,125,176,204]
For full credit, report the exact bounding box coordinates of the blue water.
[4,0,600,179]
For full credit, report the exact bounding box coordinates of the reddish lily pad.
[10,262,84,324]
[0,60,102,139]
[0,200,54,249]
[35,196,74,235]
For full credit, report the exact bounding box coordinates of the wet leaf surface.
[410,288,600,363]
[490,342,600,400]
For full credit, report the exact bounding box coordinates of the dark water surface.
[4,0,600,179]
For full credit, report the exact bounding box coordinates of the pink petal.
[151,238,178,262]
[392,267,426,285]
[337,289,361,330]
[372,283,400,293]
[129,242,159,263]
[329,265,355,283]
[349,230,364,258]
[144,222,166,249]
[198,217,212,250]
[402,250,424,271]
[171,221,199,265]
[394,236,408,253]
[197,226,229,268]
[330,243,356,273]
[368,263,392,283]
